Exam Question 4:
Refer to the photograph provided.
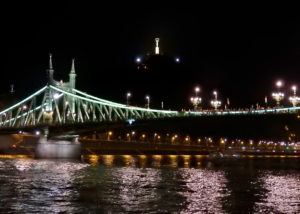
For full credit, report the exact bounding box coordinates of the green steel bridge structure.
[1,54,300,130]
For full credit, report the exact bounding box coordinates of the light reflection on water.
[255,173,300,213]
[0,157,89,213]
[112,167,162,212]
[0,155,299,213]
[179,169,228,213]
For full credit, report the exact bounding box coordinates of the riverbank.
[2,138,299,157]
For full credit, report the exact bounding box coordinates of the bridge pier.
[35,134,81,159]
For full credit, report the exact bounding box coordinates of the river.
[0,155,299,213]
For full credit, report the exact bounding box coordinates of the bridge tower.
[44,53,54,123]
[69,59,76,91]
[69,59,77,114]
[46,53,55,84]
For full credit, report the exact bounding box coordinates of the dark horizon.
[3,3,300,110]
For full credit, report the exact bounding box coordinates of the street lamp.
[190,97,201,110]
[126,92,131,105]
[289,85,300,107]
[190,86,201,110]
[272,80,284,107]
[276,81,282,88]
[107,131,113,141]
[145,95,150,108]
[292,85,297,95]
[195,87,200,97]
[211,90,221,110]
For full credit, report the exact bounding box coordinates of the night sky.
[2,3,300,110]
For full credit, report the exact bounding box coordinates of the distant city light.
[136,57,141,63]
[175,57,180,62]
[276,80,283,88]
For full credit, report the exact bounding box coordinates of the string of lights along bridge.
[1,39,300,129]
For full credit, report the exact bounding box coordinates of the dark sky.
[2,3,300,110]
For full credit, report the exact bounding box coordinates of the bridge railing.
[182,107,300,116]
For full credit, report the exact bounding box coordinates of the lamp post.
[190,97,201,110]
[289,85,300,107]
[272,81,284,107]
[107,131,113,141]
[145,95,150,108]
[190,86,201,110]
[292,85,296,95]
[211,90,221,110]
[126,92,131,106]
[195,87,200,97]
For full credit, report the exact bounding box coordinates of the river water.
[0,155,299,213]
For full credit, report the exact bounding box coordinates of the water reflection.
[113,167,161,212]
[152,155,162,167]
[122,155,135,166]
[88,154,99,166]
[221,161,267,213]
[102,155,114,166]
[0,155,299,213]
[167,155,178,167]
[180,169,228,213]
[0,157,88,213]
[255,172,300,213]
[137,155,148,168]
[84,154,208,168]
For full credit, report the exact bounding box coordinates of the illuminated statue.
[155,38,160,55]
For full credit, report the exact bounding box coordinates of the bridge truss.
[2,84,300,129]
[0,85,178,128]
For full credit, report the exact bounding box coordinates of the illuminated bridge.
[0,55,177,130]
[1,54,300,158]
[1,54,300,130]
